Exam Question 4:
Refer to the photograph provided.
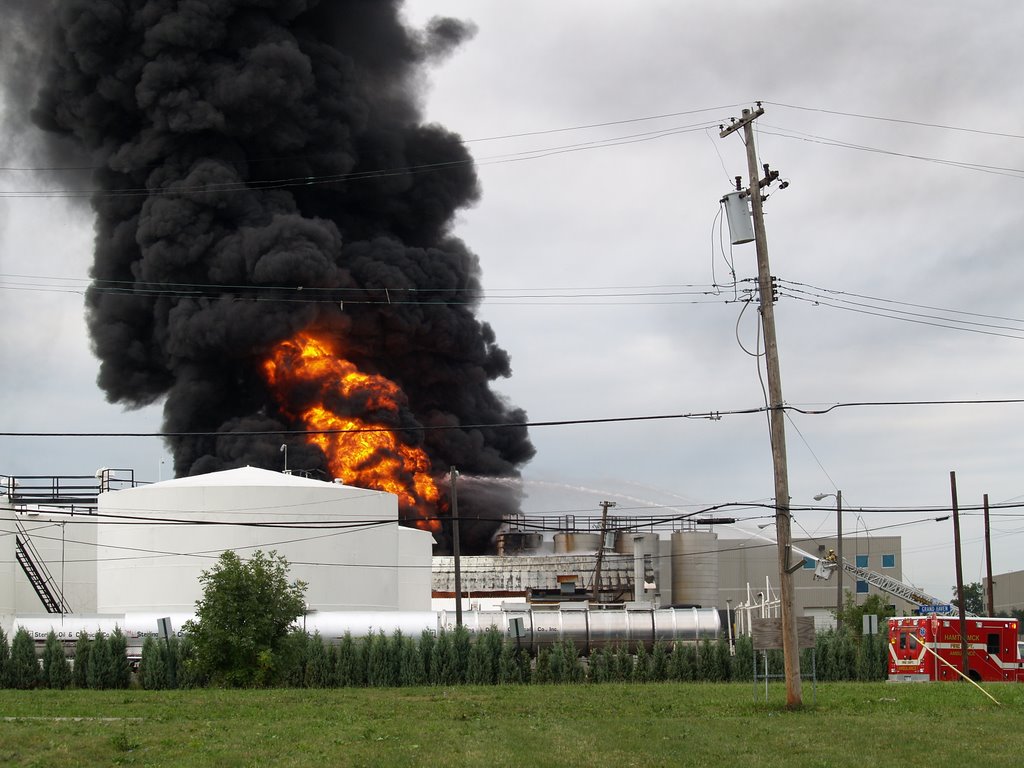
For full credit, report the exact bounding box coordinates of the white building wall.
[1,500,98,618]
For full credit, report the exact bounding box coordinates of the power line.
[2,398,1024,438]
[763,101,1024,142]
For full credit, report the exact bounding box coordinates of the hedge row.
[0,625,887,690]
[139,626,887,689]
[0,627,131,689]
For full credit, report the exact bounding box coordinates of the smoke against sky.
[2,1,1023,593]
[1,0,534,550]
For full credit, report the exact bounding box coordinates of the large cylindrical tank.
[496,532,543,556]
[553,532,601,554]
[613,532,659,555]
[671,531,719,608]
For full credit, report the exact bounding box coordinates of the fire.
[263,331,441,532]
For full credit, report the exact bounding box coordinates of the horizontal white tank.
[16,605,720,656]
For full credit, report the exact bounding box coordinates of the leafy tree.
[42,631,72,689]
[183,550,307,687]
[10,629,40,689]
[952,581,985,615]
[835,592,896,637]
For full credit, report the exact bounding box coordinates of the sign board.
[917,604,954,615]
[157,617,173,641]
[862,614,878,636]
[751,617,816,650]
[508,617,525,639]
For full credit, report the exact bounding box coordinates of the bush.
[0,628,10,688]
[367,631,396,688]
[398,634,425,686]
[418,630,435,683]
[72,631,90,689]
[304,633,332,688]
[650,642,669,682]
[334,632,359,687]
[669,643,696,682]
[109,628,131,689]
[731,635,754,681]
[430,630,454,686]
[43,631,72,690]
[532,648,551,684]
[588,647,610,684]
[633,644,650,683]
[497,641,524,685]
[183,550,307,687]
[10,628,40,689]
[87,630,115,690]
[140,637,168,690]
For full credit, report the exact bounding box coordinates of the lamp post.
[814,491,843,632]
[280,443,288,473]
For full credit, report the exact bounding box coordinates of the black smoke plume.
[3,0,534,553]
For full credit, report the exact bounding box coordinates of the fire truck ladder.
[815,558,948,609]
[13,519,71,614]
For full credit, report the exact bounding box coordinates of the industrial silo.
[670,530,719,608]
[553,531,601,553]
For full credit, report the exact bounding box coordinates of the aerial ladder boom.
[814,551,952,611]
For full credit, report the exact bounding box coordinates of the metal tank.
[670,530,720,608]
[17,606,720,658]
[496,531,543,556]
[553,532,601,554]
[437,605,720,654]
[613,532,659,555]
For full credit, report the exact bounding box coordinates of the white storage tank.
[670,530,719,608]
[95,466,433,614]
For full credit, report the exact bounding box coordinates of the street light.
[814,490,843,632]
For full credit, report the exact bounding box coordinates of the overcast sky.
[2,1,1023,601]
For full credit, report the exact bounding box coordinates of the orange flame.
[263,331,441,532]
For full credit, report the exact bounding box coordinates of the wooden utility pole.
[721,105,802,707]
[450,466,462,627]
[984,493,995,616]
[950,471,968,675]
[592,500,616,601]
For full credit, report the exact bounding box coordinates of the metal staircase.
[13,520,71,614]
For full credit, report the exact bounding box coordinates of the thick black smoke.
[4,0,534,553]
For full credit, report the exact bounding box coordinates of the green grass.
[1,682,1022,767]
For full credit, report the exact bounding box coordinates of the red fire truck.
[888,616,1024,683]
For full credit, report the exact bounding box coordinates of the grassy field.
[1,682,1022,767]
